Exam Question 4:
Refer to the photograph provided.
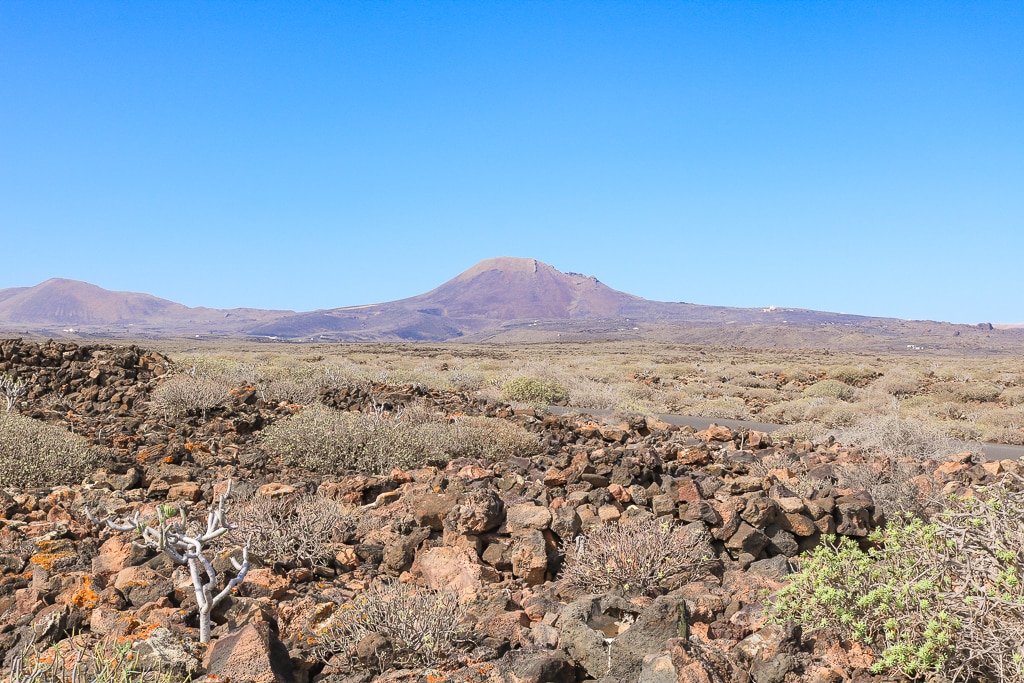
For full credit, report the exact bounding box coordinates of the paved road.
[546,406,1024,461]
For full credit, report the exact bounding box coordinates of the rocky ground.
[0,339,1009,683]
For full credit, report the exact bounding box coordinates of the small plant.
[803,379,855,402]
[149,373,228,420]
[7,636,176,683]
[86,483,249,644]
[0,412,98,487]
[231,492,348,568]
[501,375,569,407]
[560,516,713,597]
[0,372,26,412]
[770,473,1024,682]
[313,580,473,671]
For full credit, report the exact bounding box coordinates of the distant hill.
[0,278,287,337]
[2,259,1021,352]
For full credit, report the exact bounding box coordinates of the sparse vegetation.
[134,341,1024,445]
[260,402,540,475]
[771,474,1024,682]
[560,516,714,597]
[8,637,175,683]
[501,375,569,406]
[312,580,473,671]
[231,492,348,568]
[0,412,98,487]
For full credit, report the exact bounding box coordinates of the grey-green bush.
[0,413,98,487]
[770,474,1024,682]
[149,374,229,418]
[312,580,473,670]
[501,375,569,406]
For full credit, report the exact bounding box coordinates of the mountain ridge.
[0,258,1019,352]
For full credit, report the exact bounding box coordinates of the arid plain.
[1,258,1024,682]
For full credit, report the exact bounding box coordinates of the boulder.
[445,489,505,534]
[506,504,553,532]
[204,621,293,683]
[510,529,550,585]
[502,649,578,683]
[558,594,688,680]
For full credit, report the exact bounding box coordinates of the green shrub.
[559,516,713,597]
[501,376,569,406]
[0,412,98,488]
[312,580,473,670]
[803,379,855,402]
[770,474,1024,682]
[828,365,876,386]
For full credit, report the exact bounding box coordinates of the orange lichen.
[70,585,100,609]
[29,552,75,571]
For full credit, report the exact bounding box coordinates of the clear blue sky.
[2,2,1021,323]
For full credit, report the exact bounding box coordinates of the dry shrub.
[748,452,831,499]
[772,474,1024,682]
[732,373,780,390]
[564,377,626,410]
[833,414,958,462]
[933,381,1003,404]
[799,399,862,427]
[684,396,752,421]
[0,413,98,487]
[762,399,815,424]
[149,374,229,418]
[260,404,539,475]
[313,581,473,670]
[560,516,713,597]
[835,460,928,518]
[231,492,349,568]
[872,367,924,397]
[449,416,542,460]
[1000,386,1024,406]
[770,420,829,444]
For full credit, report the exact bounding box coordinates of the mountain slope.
[1,259,1019,352]
[0,278,185,325]
[0,278,288,336]
[246,257,645,339]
